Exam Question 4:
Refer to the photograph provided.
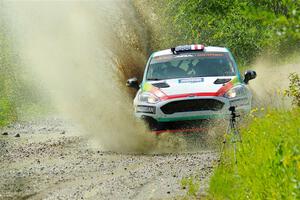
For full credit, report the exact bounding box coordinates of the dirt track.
[0,117,218,200]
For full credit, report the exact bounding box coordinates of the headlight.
[138,92,160,104]
[224,85,247,98]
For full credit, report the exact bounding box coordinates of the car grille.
[160,99,224,114]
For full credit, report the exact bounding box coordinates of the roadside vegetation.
[0,21,19,126]
[285,73,300,106]
[209,108,300,199]
[0,19,48,126]
[134,0,300,65]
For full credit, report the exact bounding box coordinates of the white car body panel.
[149,76,235,95]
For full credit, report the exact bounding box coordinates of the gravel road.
[0,117,219,200]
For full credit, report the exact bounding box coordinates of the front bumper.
[134,96,251,122]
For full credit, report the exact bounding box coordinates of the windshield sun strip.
[146,52,236,80]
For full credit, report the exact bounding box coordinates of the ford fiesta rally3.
[127,45,256,131]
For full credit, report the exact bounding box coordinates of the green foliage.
[135,0,300,65]
[0,17,45,125]
[0,21,19,126]
[285,73,300,107]
[0,97,17,126]
[181,176,200,198]
[209,109,300,199]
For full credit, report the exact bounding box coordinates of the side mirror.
[126,77,139,90]
[244,70,257,84]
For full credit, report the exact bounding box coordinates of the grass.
[208,108,300,199]
[181,176,201,198]
[0,96,17,126]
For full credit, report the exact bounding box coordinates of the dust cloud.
[249,56,300,108]
[1,0,161,152]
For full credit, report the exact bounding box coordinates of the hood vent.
[214,78,231,84]
[152,82,170,88]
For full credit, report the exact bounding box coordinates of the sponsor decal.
[142,82,166,98]
[178,78,204,83]
[195,53,225,57]
[153,52,226,62]
[215,76,239,96]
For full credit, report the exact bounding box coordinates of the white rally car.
[127,44,256,130]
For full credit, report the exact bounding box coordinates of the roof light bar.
[171,44,205,54]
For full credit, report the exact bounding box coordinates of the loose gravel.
[0,118,218,200]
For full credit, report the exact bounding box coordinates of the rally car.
[127,44,256,130]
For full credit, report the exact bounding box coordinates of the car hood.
[144,76,237,97]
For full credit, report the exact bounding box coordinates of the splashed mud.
[1,1,160,152]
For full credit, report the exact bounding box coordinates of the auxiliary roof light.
[171,44,205,54]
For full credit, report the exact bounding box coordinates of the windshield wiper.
[147,78,162,81]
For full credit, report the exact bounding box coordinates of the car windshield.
[146,52,236,80]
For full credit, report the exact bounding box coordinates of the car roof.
[152,46,229,57]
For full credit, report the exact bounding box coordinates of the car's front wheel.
[141,116,165,131]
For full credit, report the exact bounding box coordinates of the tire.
[141,116,165,131]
